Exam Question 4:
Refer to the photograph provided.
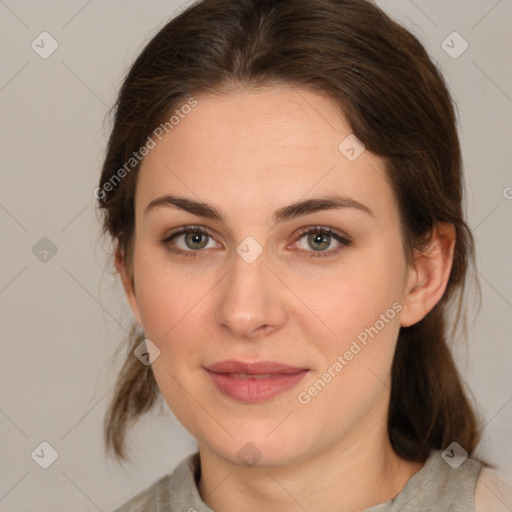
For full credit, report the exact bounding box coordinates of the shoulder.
[391,450,486,511]
[474,466,512,512]
[112,473,172,512]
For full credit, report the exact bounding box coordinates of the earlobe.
[400,223,456,328]
[114,245,143,328]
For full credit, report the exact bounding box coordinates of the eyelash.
[160,225,351,260]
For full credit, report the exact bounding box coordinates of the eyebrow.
[144,193,373,224]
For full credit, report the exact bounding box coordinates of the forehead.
[136,85,397,225]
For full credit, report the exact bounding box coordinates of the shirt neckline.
[173,450,442,512]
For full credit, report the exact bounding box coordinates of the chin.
[205,425,314,468]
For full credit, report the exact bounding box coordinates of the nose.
[215,246,287,339]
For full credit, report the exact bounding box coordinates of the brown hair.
[98,0,482,464]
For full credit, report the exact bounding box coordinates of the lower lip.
[205,369,309,403]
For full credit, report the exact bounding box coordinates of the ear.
[400,222,456,328]
[114,244,143,328]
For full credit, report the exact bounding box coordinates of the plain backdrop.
[1,0,511,510]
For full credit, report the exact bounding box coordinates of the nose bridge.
[215,241,286,337]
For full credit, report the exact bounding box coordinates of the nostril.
[256,324,272,335]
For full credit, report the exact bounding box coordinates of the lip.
[204,360,309,403]
[206,360,307,375]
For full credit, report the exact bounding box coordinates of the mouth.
[204,360,309,403]
[223,373,275,379]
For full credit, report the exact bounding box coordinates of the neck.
[197,417,424,512]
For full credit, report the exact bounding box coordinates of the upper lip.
[205,360,308,375]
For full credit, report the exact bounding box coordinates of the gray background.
[1,0,511,510]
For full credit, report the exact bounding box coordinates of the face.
[119,85,419,467]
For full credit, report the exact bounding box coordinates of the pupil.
[310,232,329,251]
[187,231,207,249]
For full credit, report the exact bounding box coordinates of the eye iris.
[185,231,208,250]
[308,231,330,251]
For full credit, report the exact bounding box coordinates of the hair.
[98,0,482,464]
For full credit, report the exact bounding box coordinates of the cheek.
[290,247,404,397]
[132,244,210,339]
[132,258,213,433]
[131,253,221,424]
[298,273,401,388]
[291,251,405,343]
[292,271,402,438]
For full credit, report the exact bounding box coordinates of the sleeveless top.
[113,449,483,511]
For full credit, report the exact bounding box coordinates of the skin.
[116,85,456,512]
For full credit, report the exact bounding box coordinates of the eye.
[292,226,351,258]
[161,226,219,258]
[161,225,351,259]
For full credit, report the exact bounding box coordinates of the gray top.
[113,449,483,512]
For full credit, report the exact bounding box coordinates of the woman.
[97,0,511,510]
